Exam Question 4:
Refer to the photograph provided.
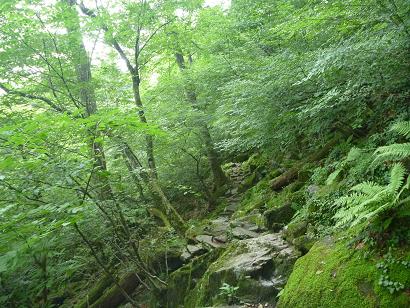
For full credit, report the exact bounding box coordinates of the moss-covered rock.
[264,203,295,232]
[240,153,270,175]
[283,220,308,241]
[160,250,223,307]
[139,230,186,274]
[235,178,273,216]
[292,235,316,254]
[278,238,410,308]
[238,172,257,192]
[185,234,300,307]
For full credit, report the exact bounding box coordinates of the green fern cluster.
[334,121,410,228]
[375,121,410,162]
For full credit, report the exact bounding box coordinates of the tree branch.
[78,1,136,75]
[0,83,67,113]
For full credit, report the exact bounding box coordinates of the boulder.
[292,235,316,254]
[283,220,308,241]
[181,244,207,261]
[277,238,410,308]
[230,226,260,239]
[264,203,295,232]
[186,233,300,307]
[162,250,223,308]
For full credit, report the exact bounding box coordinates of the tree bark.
[131,75,158,178]
[78,2,186,235]
[175,52,227,191]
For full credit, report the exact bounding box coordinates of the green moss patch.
[278,238,410,308]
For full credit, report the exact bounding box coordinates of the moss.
[184,241,254,307]
[240,153,269,175]
[278,238,410,308]
[76,275,113,308]
[235,177,273,216]
[235,174,306,222]
[238,172,257,192]
[292,235,316,254]
[139,230,186,273]
[264,203,295,231]
[283,220,308,241]
[162,249,223,308]
[88,273,139,308]
[268,168,282,180]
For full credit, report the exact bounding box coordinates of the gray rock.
[195,235,226,248]
[231,227,260,239]
[307,184,320,195]
[204,217,230,236]
[192,233,301,306]
[181,244,207,261]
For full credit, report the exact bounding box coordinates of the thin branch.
[78,2,136,75]
[0,82,66,113]
[139,19,173,56]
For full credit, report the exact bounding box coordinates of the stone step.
[195,234,226,248]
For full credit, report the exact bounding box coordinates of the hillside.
[0,0,409,307]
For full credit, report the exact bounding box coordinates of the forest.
[0,0,409,307]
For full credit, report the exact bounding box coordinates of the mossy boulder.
[292,235,316,254]
[185,234,300,307]
[238,172,258,192]
[139,230,186,273]
[241,153,270,175]
[278,237,410,308]
[283,220,308,241]
[264,203,295,232]
[160,250,223,307]
[236,178,273,216]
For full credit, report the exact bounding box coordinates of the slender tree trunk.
[175,52,227,191]
[64,0,113,201]
[64,0,164,295]
[131,75,157,178]
[77,2,186,235]
[121,141,187,237]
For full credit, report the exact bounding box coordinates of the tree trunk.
[121,141,187,237]
[175,52,227,192]
[77,2,186,236]
[64,0,113,201]
[131,75,158,179]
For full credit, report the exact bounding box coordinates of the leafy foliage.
[334,122,410,229]
[0,0,410,306]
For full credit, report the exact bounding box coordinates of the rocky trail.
[175,163,301,307]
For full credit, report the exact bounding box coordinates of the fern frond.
[374,143,410,162]
[346,147,363,162]
[391,121,410,138]
[351,181,382,195]
[388,163,406,194]
[395,175,410,203]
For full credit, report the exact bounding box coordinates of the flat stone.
[204,217,230,236]
[231,227,260,239]
[181,244,207,261]
[195,234,226,248]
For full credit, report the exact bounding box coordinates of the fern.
[374,143,410,162]
[388,163,406,194]
[334,120,410,230]
[372,121,410,164]
[391,121,410,138]
[334,163,408,228]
